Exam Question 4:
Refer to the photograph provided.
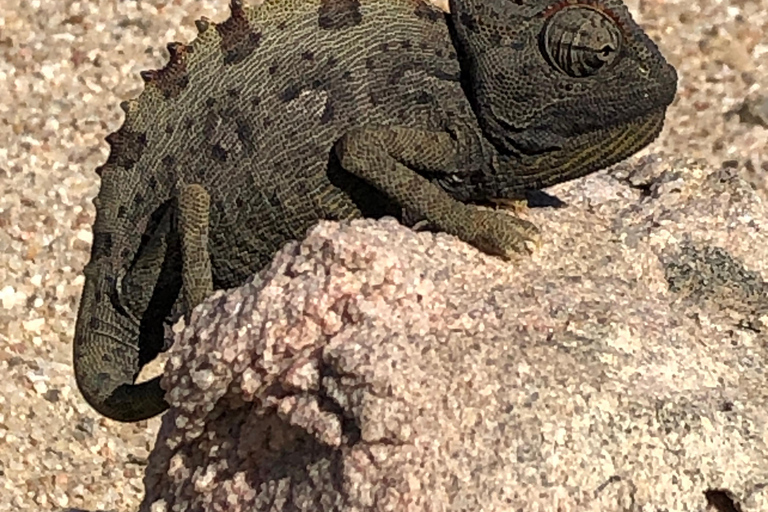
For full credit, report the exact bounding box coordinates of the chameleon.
[73,0,677,422]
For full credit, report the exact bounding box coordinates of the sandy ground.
[0,0,765,509]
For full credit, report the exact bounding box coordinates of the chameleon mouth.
[511,108,666,192]
[561,108,666,177]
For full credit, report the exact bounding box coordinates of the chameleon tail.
[73,262,170,422]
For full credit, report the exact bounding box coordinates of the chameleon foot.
[465,208,541,260]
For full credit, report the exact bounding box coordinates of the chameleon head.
[449,0,678,188]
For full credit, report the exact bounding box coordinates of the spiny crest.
[119,100,134,114]
[138,41,193,100]
[97,0,262,179]
[215,0,263,65]
[98,129,148,177]
[318,0,364,30]
[192,0,247,34]
[195,16,212,34]
[96,39,196,176]
[230,0,246,15]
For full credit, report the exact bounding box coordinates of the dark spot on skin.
[263,117,273,128]
[320,100,334,124]
[236,121,253,143]
[104,129,147,171]
[235,196,244,208]
[139,42,191,99]
[133,132,147,147]
[311,79,323,89]
[415,91,433,104]
[301,50,315,61]
[98,371,113,387]
[369,90,383,107]
[341,70,352,81]
[203,110,222,140]
[251,96,261,107]
[165,123,174,134]
[327,56,338,68]
[211,144,228,162]
[117,205,127,218]
[207,198,227,218]
[89,316,100,330]
[121,248,131,259]
[92,232,113,259]
[434,68,461,82]
[279,84,301,102]
[267,189,280,207]
[205,97,216,108]
[148,176,157,189]
[216,2,262,65]
[161,154,175,169]
[174,75,189,92]
[318,0,362,30]
[133,192,144,205]
[268,61,279,74]
[414,2,442,23]
[183,117,194,130]
[235,119,255,152]
[401,40,412,50]
[387,61,417,85]
[227,88,240,98]
[277,20,287,30]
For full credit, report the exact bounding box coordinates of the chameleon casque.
[74,0,677,422]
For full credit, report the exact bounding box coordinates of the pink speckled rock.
[140,156,768,512]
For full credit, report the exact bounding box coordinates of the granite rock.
[140,156,768,512]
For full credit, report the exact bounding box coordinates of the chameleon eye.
[541,6,622,78]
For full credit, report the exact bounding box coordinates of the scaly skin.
[74,0,677,421]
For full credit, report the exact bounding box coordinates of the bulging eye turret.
[540,6,622,78]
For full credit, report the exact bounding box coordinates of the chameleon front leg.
[177,184,214,321]
[336,127,540,259]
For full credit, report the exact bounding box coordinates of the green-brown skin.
[73,0,677,422]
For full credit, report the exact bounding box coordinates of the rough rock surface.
[1,0,767,509]
[140,157,768,512]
